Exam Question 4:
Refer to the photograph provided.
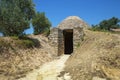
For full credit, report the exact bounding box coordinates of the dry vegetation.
[0,35,55,80]
[1,29,120,80]
[65,30,120,80]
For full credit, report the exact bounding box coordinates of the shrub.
[15,36,40,49]
[91,17,120,32]
[0,36,40,54]
[0,38,11,53]
[16,39,35,49]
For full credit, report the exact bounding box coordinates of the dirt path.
[18,55,71,80]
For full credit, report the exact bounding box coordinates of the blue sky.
[25,0,120,34]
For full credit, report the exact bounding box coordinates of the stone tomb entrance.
[48,16,87,56]
[63,29,73,54]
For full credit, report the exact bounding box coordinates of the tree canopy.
[91,17,120,31]
[0,0,35,36]
[32,12,51,36]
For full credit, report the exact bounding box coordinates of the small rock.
[92,76,106,80]
[64,73,71,80]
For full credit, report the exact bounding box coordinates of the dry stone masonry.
[49,16,89,56]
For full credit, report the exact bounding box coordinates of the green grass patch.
[16,39,35,49]
[76,43,81,48]
[0,38,11,53]
[0,36,40,54]
[15,36,40,49]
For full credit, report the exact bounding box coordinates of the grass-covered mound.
[64,30,120,80]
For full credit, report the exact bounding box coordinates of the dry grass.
[65,30,120,80]
[0,35,55,80]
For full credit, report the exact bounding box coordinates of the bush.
[12,35,40,48]
[91,17,120,32]
[0,38,11,53]
[0,36,40,54]
[16,39,35,49]
[15,36,40,49]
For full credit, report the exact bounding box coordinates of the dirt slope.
[0,35,55,80]
[65,30,120,80]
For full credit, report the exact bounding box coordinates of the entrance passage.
[63,29,73,54]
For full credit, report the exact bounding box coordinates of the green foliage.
[0,0,35,36]
[77,43,80,48]
[11,36,19,40]
[32,12,51,36]
[91,17,120,31]
[16,39,35,49]
[0,38,11,53]
[14,36,40,49]
[0,36,40,53]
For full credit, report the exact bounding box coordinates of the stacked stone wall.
[58,30,64,56]
[73,27,84,50]
[48,28,59,56]
[48,16,87,56]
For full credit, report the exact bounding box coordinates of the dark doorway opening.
[63,29,73,54]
